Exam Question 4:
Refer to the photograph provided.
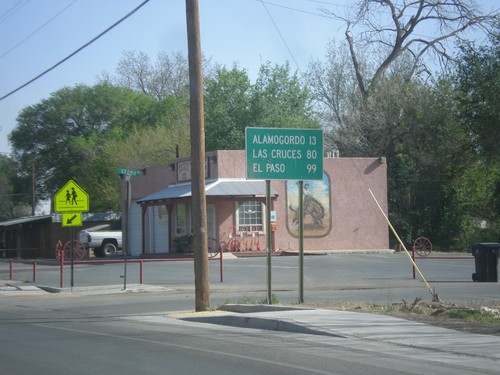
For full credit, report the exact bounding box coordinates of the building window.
[237,201,263,232]
[176,204,187,235]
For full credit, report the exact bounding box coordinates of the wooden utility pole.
[186,0,210,311]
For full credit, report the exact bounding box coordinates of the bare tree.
[306,0,498,154]
[103,50,217,100]
[115,51,151,95]
[327,0,498,99]
[150,52,189,99]
[106,50,190,100]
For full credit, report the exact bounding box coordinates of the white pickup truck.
[78,226,122,257]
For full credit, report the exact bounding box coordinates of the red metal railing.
[1,247,224,288]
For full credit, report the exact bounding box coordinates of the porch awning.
[0,215,51,227]
[137,179,279,205]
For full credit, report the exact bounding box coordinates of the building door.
[148,206,169,254]
[128,202,142,256]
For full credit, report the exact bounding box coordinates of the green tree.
[205,63,320,151]
[0,154,32,218]
[455,33,500,161]
[9,84,159,210]
[251,62,318,130]
[80,99,191,211]
[204,65,253,151]
[450,32,500,245]
[306,0,498,249]
[390,78,475,248]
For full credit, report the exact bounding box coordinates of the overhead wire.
[0,0,78,60]
[0,0,31,25]
[260,0,337,19]
[260,0,353,18]
[260,0,301,71]
[0,0,150,102]
[259,0,471,40]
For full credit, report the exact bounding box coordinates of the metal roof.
[52,212,121,223]
[0,215,52,227]
[0,212,121,227]
[137,179,279,205]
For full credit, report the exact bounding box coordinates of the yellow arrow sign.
[62,212,83,227]
[54,180,89,213]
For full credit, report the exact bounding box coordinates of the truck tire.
[102,242,117,256]
[93,247,104,258]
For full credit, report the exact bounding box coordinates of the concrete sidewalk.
[177,304,500,370]
[0,280,170,296]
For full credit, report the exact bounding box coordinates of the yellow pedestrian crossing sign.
[54,180,89,213]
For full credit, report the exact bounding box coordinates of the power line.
[0,0,77,61]
[260,0,339,19]
[0,0,31,25]
[0,0,150,102]
[263,0,492,42]
[260,0,300,70]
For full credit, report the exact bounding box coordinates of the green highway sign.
[245,127,323,180]
[117,167,143,177]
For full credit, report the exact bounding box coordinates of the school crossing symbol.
[54,180,89,213]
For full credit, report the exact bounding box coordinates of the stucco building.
[122,150,389,256]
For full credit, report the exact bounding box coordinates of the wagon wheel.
[55,240,64,261]
[207,237,219,258]
[63,240,86,260]
[73,241,86,259]
[413,237,432,257]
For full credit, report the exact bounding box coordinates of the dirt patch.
[301,301,500,336]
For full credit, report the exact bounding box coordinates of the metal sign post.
[117,168,144,290]
[298,181,304,303]
[123,175,131,290]
[54,179,89,290]
[266,180,272,304]
[70,227,74,288]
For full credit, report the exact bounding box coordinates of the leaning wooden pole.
[368,189,440,302]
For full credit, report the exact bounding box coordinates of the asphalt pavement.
[1,279,499,372]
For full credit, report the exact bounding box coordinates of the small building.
[0,212,120,259]
[122,150,389,256]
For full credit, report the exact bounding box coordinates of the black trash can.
[471,243,499,282]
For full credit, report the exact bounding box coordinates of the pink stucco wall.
[126,150,389,252]
[212,150,388,250]
[270,157,388,250]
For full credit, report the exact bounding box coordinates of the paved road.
[1,253,499,374]
[0,252,495,305]
[0,284,499,374]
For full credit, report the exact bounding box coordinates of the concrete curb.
[181,314,344,337]
[37,284,172,295]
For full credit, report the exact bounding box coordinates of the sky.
[0,0,498,156]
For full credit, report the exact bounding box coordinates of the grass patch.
[217,293,280,308]
[445,308,499,323]
[299,298,500,325]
